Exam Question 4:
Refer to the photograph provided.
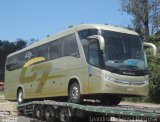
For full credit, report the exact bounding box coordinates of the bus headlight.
[98,73,149,85]
[143,80,149,84]
[104,76,116,82]
[97,73,116,82]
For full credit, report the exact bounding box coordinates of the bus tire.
[45,106,56,122]
[101,95,122,106]
[17,89,24,104]
[69,82,82,103]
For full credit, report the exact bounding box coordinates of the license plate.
[127,88,134,92]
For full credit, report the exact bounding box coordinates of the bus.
[4,24,156,105]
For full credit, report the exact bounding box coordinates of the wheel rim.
[72,86,79,100]
[18,91,23,103]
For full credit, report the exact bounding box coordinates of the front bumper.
[100,76,149,96]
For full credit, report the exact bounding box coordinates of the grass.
[0,91,4,95]
[123,96,151,103]
[0,91,6,102]
[0,100,6,102]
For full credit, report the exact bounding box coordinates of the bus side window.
[37,44,49,61]
[81,39,89,61]
[48,40,62,60]
[62,34,80,58]
[24,49,37,61]
[16,53,26,69]
[78,29,98,61]
[78,29,98,40]
[6,56,16,71]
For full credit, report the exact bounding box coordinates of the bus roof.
[8,24,139,57]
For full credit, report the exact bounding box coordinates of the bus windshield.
[101,30,147,75]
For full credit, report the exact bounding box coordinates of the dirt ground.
[120,101,160,108]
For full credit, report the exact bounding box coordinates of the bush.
[124,34,160,103]
[147,34,160,103]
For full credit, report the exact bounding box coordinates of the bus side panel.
[4,70,20,100]
[23,56,87,99]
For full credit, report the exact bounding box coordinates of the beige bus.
[4,24,156,105]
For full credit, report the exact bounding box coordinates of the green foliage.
[0,39,27,81]
[124,34,160,103]
[121,0,160,37]
[147,35,160,44]
[123,97,148,103]
[147,34,160,103]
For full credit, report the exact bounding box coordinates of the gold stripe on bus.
[23,57,45,67]
[19,57,65,93]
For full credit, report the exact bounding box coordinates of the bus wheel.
[101,95,122,106]
[69,82,82,103]
[17,89,24,104]
[33,105,45,120]
[59,108,72,122]
[45,106,56,122]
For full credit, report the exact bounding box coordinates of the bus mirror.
[143,42,157,57]
[88,35,105,51]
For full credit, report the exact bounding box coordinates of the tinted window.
[62,34,79,57]
[78,29,98,39]
[49,40,62,60]
[6,56,16,71]
[15,52,26,69]
[15,49,37,69]
[24,49,37,61]
[88,42,100,67]
[7,48,41,71]
[6,34,79,71]
[37,44,48,60]
[78,29,98,60]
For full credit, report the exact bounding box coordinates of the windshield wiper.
[119,65,148,75]
[105,66,120,73]
[105,65,148,76]
[119,65,141,70]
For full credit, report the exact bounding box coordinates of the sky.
[0,0,132,42]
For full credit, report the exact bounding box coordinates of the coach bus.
[4,24,156,105]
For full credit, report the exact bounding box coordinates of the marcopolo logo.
[25,51,34,60]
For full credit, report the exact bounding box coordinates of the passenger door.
[88,41,100,93]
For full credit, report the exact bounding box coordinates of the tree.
[27,38,39,45]
[147,34,160,103]
[0,39,27,81]
[15,38,27,50]
[121,0,160,37]
[123,34,160,103]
